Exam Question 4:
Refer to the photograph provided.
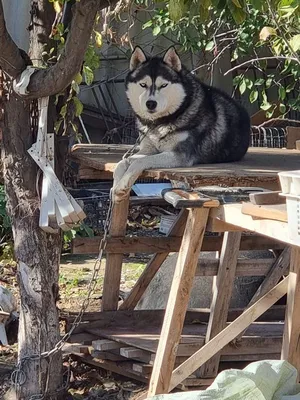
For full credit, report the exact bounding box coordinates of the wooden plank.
[120,347,152,362]
[65,305,286,327]
[241,202,287,222]
[78,167,112,180]
[90,350,127,361]
[72,236,182,254]
[71,353,148,383]
[169,277,289,392]
[200,231,242,378]
[236,247,290,341]
[148,207,209,396]
[249,191,285,205]
[101,197,130,311]
[72,234,284,255]
[92,339,123,351]
[281,246,300,372]
[119,210,188,311]
[210,204,294,246]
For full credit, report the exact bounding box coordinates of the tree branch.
[0,0,26,78]
[224,56,299,76]
[0,0,118,99]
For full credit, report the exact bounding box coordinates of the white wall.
[3,0,30,51]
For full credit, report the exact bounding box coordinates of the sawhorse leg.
[101,197,130,311]
[281,246,300,372]
[148,207,209,396]
[199,231,242,378]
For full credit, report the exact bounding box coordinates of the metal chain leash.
[11,129,146,399]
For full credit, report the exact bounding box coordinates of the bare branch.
[0,0,26,78]
[224,56,299,76]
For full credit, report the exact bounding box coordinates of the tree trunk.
[1,1,63,398]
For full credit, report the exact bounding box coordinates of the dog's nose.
[146,100,157,111]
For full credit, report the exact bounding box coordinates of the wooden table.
[71,144,300,397]
[71,145,300,189]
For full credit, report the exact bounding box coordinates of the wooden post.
[101,196,130,311]
[281,246,300,372]
[148,207,209,397]
[120,210,188,310]
[199,231,242,378]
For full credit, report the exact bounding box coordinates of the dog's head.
[125,47,187,121]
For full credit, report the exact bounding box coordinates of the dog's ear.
[130,46,147,71]
[163,47,181,72]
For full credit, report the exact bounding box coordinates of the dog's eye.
[140,83,147,88]
[160,83,168,88]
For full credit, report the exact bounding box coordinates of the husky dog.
[113,46,250,201]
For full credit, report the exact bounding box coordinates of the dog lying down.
[112,46,251,202]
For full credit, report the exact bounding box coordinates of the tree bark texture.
[0,0,119,397]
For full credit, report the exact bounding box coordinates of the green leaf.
[265,78,273,88]
[249,90,259,103]
[245,78,253,89]
[74,73,83,85]
[205,41,215,51]
[153,26,161,36]
[169,0,186,21]
[239,79,247,95]
[143,20,153,29]
[83,65,94,85]
[260,102,272,110]
[55,118,63,133]
[286,81,296,93]
[278,86,286,100]
[259,26,277,41]
[254,78,265,86]
[279,103,287,113]
[94,31,102,48]
[73,97,83,117]
[227,0,246,24]
[289,34,300,52]
[60,104,67,119]
[232,0,242,7]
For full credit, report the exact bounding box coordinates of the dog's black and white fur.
[113,46,250,200]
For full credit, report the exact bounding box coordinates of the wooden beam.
[101,197,129,311]
[92,339,123,351]
[119,210,188,311]
[169,277,288,391]
[148,207,209,396]
[281,246,300,372]
[72,234,284,255]
[200,231,242,378]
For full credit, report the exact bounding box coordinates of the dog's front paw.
[112,177,131,203]
[113,158,131,185]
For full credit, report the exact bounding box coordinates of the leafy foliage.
[141,0,300,117]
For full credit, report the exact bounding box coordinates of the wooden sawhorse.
[101,191,300,397]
